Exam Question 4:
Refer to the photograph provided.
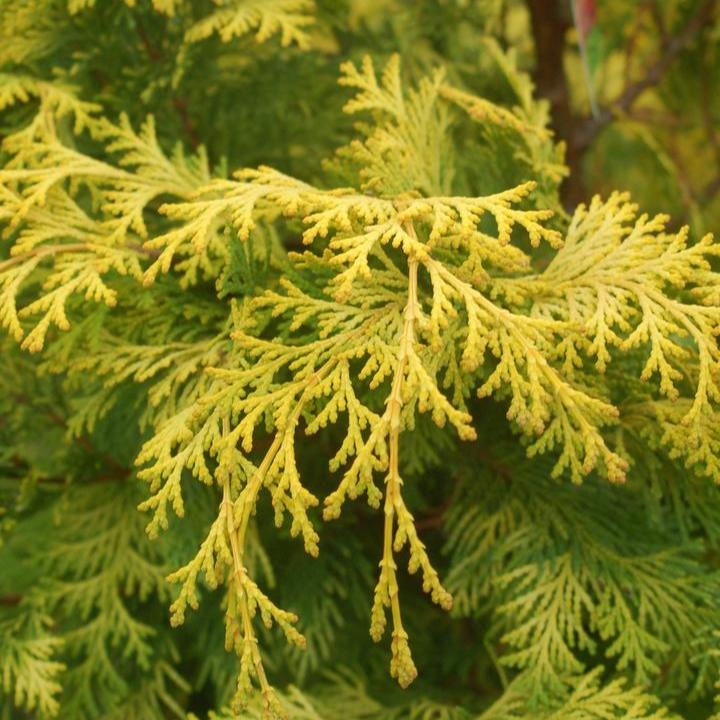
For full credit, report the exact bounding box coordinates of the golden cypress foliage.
[1,3,718,718]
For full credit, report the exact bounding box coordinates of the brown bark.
[526,0,588,207]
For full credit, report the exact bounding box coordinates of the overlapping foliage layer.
[1,1,719,719]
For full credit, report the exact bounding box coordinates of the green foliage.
[0,603,64,717]
[1,1,719,719]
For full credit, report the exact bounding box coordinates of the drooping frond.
[444,433,720,701]
[498,193,720,480]
[0,113,211,351]
[35,482,179,719]
[0,74,99,132]
[0,603,65,718]
[185,0,316,47]
[335,54,455,196]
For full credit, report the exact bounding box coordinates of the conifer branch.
[1,19,719,717]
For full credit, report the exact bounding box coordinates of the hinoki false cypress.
[1,2,719,719]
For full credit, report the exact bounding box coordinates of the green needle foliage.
[1,1,719,719]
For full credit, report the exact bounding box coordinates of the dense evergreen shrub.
[1,1,719,718]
